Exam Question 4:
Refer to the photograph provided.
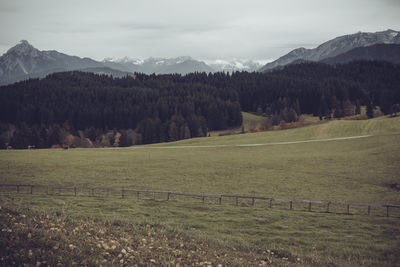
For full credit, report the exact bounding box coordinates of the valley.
[1,25,400,266]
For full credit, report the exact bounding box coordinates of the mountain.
[0,40,113,85]
[102,56,214,75]
[206,59,262,72]
[101,57,143,73]
[321,43,400,64]
[103,57,263,74]
[260,29,400,71]
[0,41,215,85]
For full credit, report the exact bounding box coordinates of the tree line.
[0,71,242,148]
[182,61,400,120]
[0,60,399,149]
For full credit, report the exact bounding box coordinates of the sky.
[0,0,399,63]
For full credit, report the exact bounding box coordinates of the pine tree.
[366,102,374,118]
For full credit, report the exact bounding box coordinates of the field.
[1,115,400,266]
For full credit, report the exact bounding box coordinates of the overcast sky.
[0,0,399,63]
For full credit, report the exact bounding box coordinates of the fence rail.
[1,183,399,218]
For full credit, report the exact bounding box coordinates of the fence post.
[10,184,399,218]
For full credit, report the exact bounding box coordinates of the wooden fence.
[0,184,399,218]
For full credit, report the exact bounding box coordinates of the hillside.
[1,116,400,266]
[322,43,400,64]
[1,116,400,202]
[166,115,400,147]
[0,40,106,85]
[260,29,400,71]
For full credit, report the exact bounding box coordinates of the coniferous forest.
[1,60,400,149]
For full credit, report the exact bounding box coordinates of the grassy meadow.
[1,115,400,266]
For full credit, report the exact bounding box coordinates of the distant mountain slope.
[0,42,215,85]
[0,40,108,85]
[321,43,400,64]
[103,57,264,74]
[157,58,215,75]
[102,56,214,74]
[260,29,400,71]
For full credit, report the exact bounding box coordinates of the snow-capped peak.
[103,56,144,65]
[389,30,399,38]
[206,59,262,72]
[143,56,194,65]
[175,56,193,64]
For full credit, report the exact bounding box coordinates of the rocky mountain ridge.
[260,29,400,71]
[0,41,256,85]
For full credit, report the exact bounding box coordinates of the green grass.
[211,112,324,137]
[1,193,399,266]
[164,115,400,147]
[1,116,400,203]
[1,115,400,266]
[242,112,269,130]
[209,112,269,136]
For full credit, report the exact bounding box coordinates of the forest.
[1,60,400,149]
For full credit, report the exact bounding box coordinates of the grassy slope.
[1,116,399,203]
[210,112,320,136]
[210,112,269,136]
[162,115,400,146]
[1,116,400,266]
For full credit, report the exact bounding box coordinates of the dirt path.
[128,134,374,149]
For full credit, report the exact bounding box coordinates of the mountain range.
[0,29,399,85]
[0,40,133,85]
[260,29,400,71]
[205,59,262,72]
[0,41,261,85]
[102,56,215,75]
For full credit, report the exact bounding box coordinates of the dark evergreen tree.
[366,102,374,118]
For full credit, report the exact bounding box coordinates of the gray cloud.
[382,0,400,6]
